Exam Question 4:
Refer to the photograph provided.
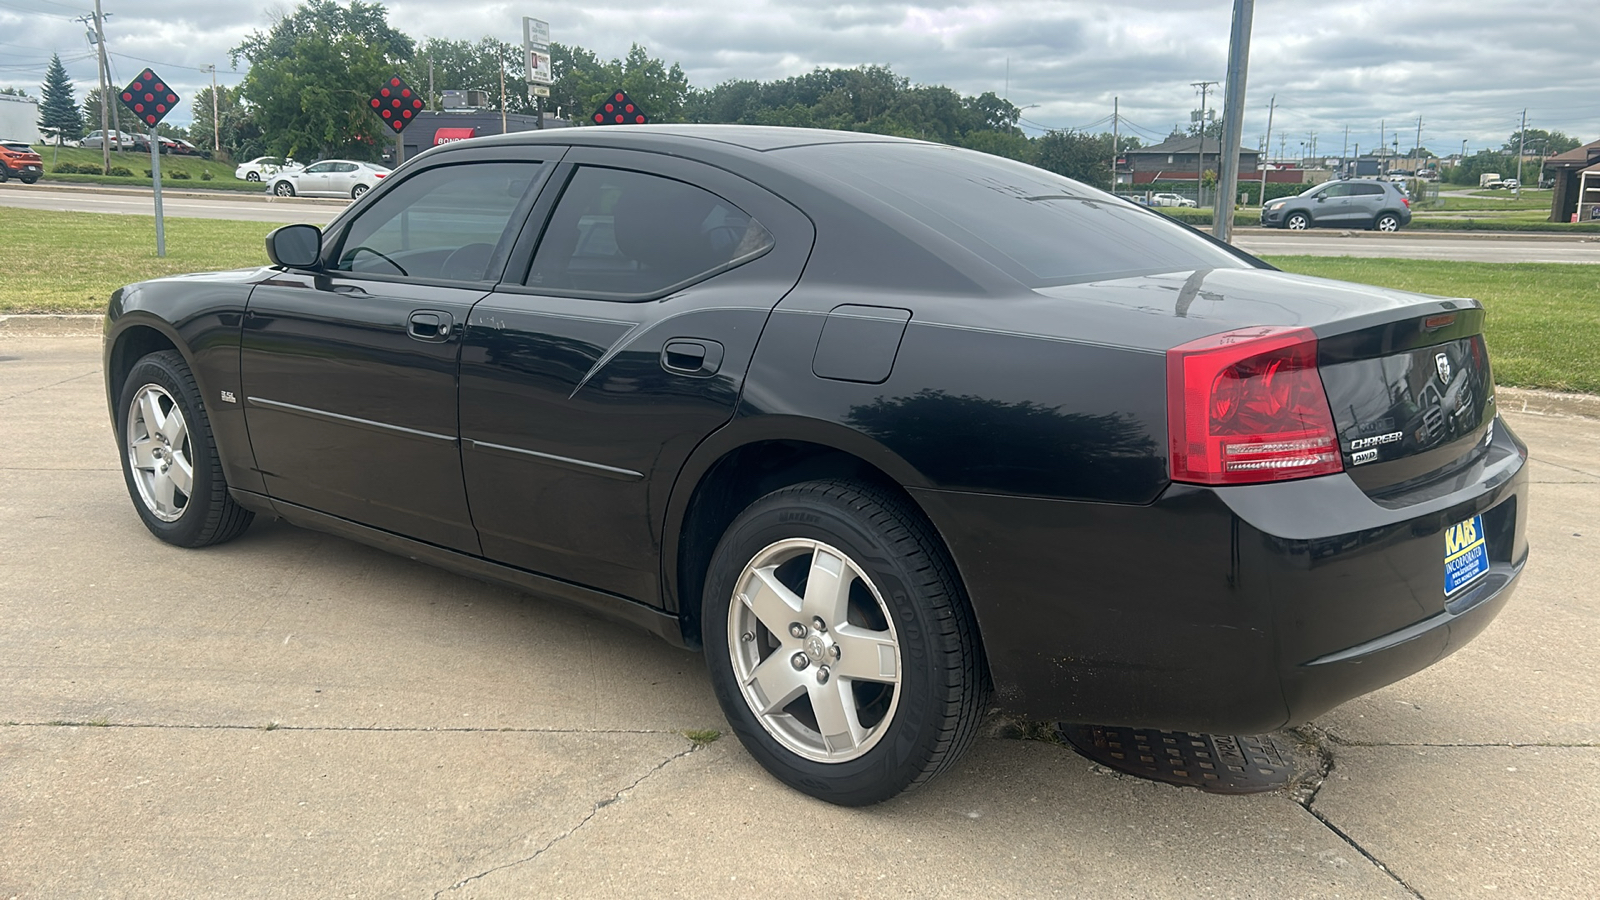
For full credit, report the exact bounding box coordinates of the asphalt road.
[2,329,1597,898]
[4,182,1600,263]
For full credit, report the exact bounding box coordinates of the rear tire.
[1374,212,1401,232]
[21,175,38,185]
[245,171,261,182]
[702,480,988,806]
[351,184,369,200]
[117,351,253,548]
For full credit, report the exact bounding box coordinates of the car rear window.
[784,142,1251,287]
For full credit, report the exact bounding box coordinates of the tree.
[1503,129,1581,156]
[1,86,30,97]
[1033,130,1116,189]
[37,54,84,144]
[189,84,262,161]
[409,36,539,117]
[232,1,414,160]
[548,43,689,124]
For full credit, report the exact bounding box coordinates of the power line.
[109,50,239,77]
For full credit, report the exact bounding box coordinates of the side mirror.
[1315,195,1326,202]
[265,223,323,269]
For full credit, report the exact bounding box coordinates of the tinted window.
[1351,183,1385,196]
[305,162,333,174]
[524,166,774,299]
[1319,183,1353,198]
[333,161,541,282]
[789,143,1248,287]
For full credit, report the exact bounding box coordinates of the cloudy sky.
[2,0,1596,158]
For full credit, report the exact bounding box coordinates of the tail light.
[1167,326,1343,485]
[1402,196,1411,208]
[373,173,386,178]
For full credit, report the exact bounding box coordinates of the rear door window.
[523,166,774,299]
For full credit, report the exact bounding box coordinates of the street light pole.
[206,64,219,155]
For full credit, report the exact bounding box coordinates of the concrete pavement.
[2,334,1595,899]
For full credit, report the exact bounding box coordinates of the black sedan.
[104,126,1528,806]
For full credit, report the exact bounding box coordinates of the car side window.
[524,165,774,300]
[305,162,333,174]
[1352,183,1384,196]
[331,161,542,283]
[1320,183,1352,198]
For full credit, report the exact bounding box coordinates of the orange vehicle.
[0,141,44,184]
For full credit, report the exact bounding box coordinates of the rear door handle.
[662,339,724,376]
[407,310,453,342]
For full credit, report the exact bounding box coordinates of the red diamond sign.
[370,74,425,133]
[119,68,179,128]
[591,90,647,126]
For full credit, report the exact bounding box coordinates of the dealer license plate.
[1444,514,1490,596]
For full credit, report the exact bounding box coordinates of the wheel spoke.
[802,546,853,627]
[130,438,158,470]
[151,469,178,514]
[168,453,194,497]
[740,567,804,636]
[830,624,900,684]
[138,390,165,439]
[744,652,809,716]
[161,408,188,448]
[808,677,864,753]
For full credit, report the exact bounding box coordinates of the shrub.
[108,166,134,177]
[199,170,213,181]
[170,171,191,179]
[52,162,81,174]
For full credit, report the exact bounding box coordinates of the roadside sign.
[370,74,425,134]
[527,50,553,86]
[592,90,647,125]
[533,85,551,98]
[523,17,550,49]
[119,68,178,128]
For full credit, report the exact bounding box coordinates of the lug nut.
[788,622,806,639]
[830,644,842,661]
[790,652,809,671]
[812,616,826,632]
[815,667,830,684]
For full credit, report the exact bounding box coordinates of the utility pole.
[82,3,112,175]
[1192,80,1217,204]
[1342,125,1349,177]
[205,65,219,155]
[1261,93,1274,200]
[1516,109,1527,198]
[1380,118,1386,174]
[1112,96,1119,187]
[1414,115,1423,172]
[428,59,435,110]
[1213,0,1254,242]
[499,47,508,133]
[1306,130,1317,160]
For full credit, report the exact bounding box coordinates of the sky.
[2,0,1597,159]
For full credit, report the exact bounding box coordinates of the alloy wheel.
[125,383,194,522]
[727,538,902,763]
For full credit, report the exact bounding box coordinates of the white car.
[268,159,391,199]
[1149,192,1198,208]
[1500,179,1520,190]
[235,156,302,182]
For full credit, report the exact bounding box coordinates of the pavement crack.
[1529,458,1600,480]
[0,368,97,404]
[432,741,700,898]
[1291,725,1426,900]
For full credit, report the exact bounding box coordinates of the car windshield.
[786,142,1251,287]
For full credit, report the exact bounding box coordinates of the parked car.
[79,129,139,151]
[167,138,202,156]
[234,156,301,182]
[267,159,390,199]
[104,125,1527,806]
[0,140,44,183]
[1149,192,1197,208]
[1262,178,1413,231]
[1500,179,1520,191]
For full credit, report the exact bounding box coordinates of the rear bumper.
[910,416,1528,734]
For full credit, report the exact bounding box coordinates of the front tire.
[1374,212,1401,232]
[117,351,253,548]
[1285,211,1310,230]
[703,480,988,806]
[273,180,295,197]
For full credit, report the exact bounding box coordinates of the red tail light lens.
[1402,196,1411,208]
[1167,326,1343,485]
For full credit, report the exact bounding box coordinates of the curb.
[1229,226,1600,244]
[1496,386,1600,420]
[0,314,102,336]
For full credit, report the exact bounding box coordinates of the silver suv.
[1262,179,1412,232]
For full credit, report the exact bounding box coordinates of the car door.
[1348,182,1386,224]
[457,147,814,604]
[329,162,360,196]
[240,150,560,552]
[1311,182,1353,224]
[296,162,335,195]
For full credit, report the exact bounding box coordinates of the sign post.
[118,68,178,258]
[523,17,551,128]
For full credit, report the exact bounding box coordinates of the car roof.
[460,123,924,153]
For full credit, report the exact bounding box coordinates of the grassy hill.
[25,144,264,192]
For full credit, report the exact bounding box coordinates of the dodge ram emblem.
[1435,352,1451,384]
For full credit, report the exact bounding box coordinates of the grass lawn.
[1268,256,1600,394]
[28,144,265,192]
[0,207,275,314]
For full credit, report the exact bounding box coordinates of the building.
[1118,134,1264,184]
[381,109,568,165]
[1544,139,1600,223]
